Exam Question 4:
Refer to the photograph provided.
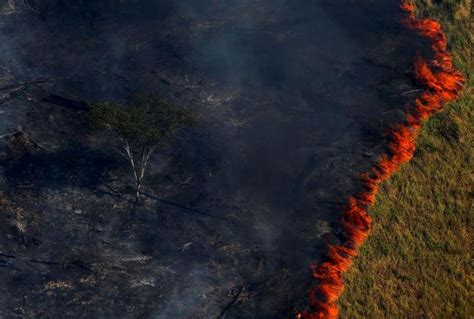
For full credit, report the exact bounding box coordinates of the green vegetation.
[91,94,196,202]
[339,1,473,318]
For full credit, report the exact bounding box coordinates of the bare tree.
[91,94,195,202]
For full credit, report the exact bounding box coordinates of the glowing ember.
[299,1,464,318]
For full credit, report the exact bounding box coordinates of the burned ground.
[1,1,429,318]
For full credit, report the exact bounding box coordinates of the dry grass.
[339,1,473,318]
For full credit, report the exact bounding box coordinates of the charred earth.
[0,1,435,318]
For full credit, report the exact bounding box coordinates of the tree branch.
[121,138,139,185]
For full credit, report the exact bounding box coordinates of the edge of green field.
[339,1,473,318]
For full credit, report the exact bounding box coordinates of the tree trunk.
[135,180,141,203]
[120,139,157,204]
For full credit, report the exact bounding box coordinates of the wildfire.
[299,1,464,318]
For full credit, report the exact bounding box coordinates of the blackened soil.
[0,1,427,318]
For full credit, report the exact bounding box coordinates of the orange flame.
[299,1,464,318]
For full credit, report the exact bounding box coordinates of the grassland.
[339,1,473,318]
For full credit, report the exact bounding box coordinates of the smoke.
[153,265,219,319]
[0,0,439,318]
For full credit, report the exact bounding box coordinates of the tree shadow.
[3,142,120,190]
